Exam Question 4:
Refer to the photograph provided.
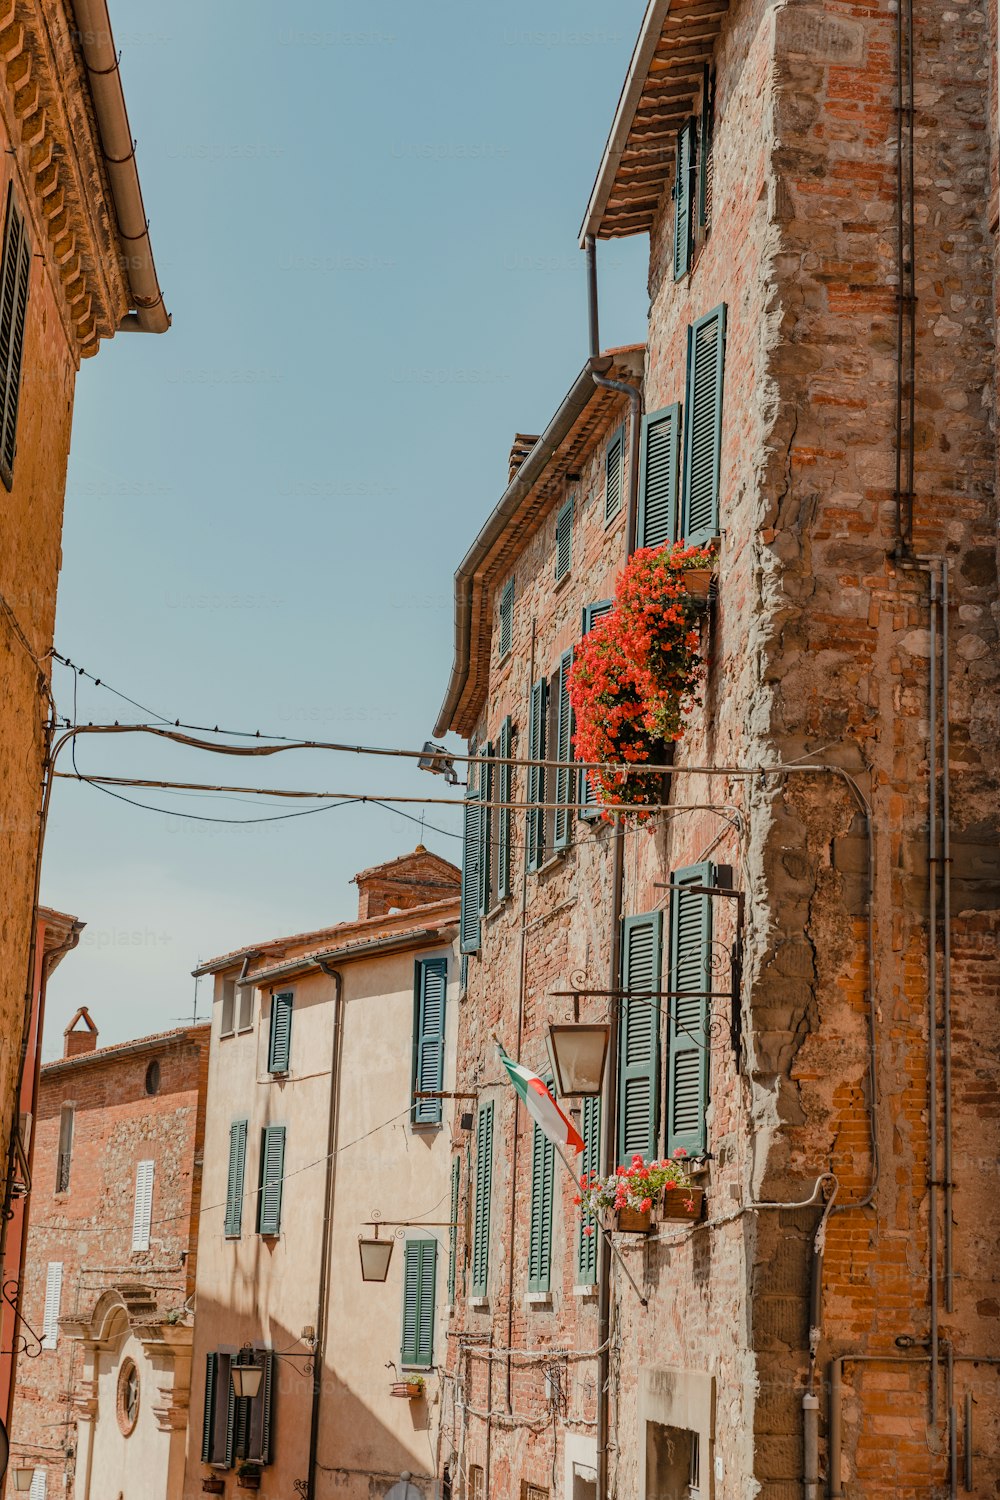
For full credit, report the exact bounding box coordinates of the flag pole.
[553,1144,648,1308]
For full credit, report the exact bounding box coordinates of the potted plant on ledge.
[236,1461,261,1490]
[577,1152,703,1234]
[391,1373,426,1400]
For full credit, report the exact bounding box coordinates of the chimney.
[63,1006,99,1058]
[508,434,540,484]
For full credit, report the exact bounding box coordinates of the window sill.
[524,1291,552,1307]
[468,1296,489,1311]
[410,1121,443,1135]
[219,1030,236,1040]
[485,897,512,923]
[573,1283,599,1298]
[553,568,572,592]
[532,851,568,878]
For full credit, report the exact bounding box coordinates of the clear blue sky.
[41,0,650,1054]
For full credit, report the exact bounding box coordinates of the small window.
[0,184,31,492]
[604,425,625,525]
[267,992,293,1074]
[55,1105,74,1194]
[145,1060,161,1096]
[237,984,254,1033]
[116,1359,140,1436]
[220,979,236,1036]
[555,495,574,581]
[498,577,514,659]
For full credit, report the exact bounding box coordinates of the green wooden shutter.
[637,405,681,549]
[682,303,727,545]
[224,1119,248,1238]
[471,1101,494,1296]
[554,650,574,849]
[247,1350,275,1464]
[0,186,30,492]
[667,863,714,1157]
[257,1125,286,1236]
[499,578,514,658]
[527,1103,555,1293]
[579,603,615,815]
[555,495,574,581]
[268,992,293,1074]
[447,1155,460,1303]
[604,424,625,524]
[413,957,447,1125]
[233,1390,251,1462]
[618,912,663,1163]
[526,680,547,871]
[460,766,482,953]
[402,1239,437,1367]
[496,717,512,901]
[698,66,714,229]
[673,118,696,281]
[478,743,493,916]
[223,1355,237,1468]
[576,1096,601,1284]
[201,1352,218,1462]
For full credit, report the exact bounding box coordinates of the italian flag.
[497,1046,585,1154]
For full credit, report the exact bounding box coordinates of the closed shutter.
[604,424,625,524]
[499,577,514,658]
[478,743,493,916]
[413,956,447,1125]
[682,304,727,544]
[526,679,547,871]
[201,1352,219,1461]
[28,1471,46,1500]
[576,1096,601,1284]
[553,650,574,850]
[527,1107,555,1293]
[673,118,697,280]
[496,717,513,901]
[698,66,715,230]
[447,1155,461,1303]
[578,603,615,815]
[460,766,482,953]
[268,991,293,1074]
[131,1161,154,1251]
[471,1101,494,1296]
[223,1354,237,1468]
[0,185,30,492]
[555,495,574,580]
[247,1350,275,1463]
[667,863,714,1157]
[637,405,681,549]
[224,1119,248,1238]
[233,1388,251,1462]
[41,1261,62,1348]
[618,913,663,1162]
[401,1239,437,1367]
[258,1125,286,1236]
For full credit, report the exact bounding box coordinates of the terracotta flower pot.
[390,1380,425,1400]
[201,1482,225,1496]
[661,1186,704,1221]
[615,1206,652,1233]
[681,568,713,604]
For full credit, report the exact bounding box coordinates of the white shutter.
[29,1471,47,1500]
[131,1160,154,1251]
[41,1263,62,1349]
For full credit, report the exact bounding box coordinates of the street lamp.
[546,1022,610,1097]
[358,1231,394,1283]
[11,1469,35,1492]
[230,1346,263,1400]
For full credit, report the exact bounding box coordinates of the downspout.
[307,961,345,1499]
[940,560,954,1317]
[928,566,940,1422]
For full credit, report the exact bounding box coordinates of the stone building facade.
[9,1013,208,1499]
[0,0,168,1409]
[183,849,462,1500]
[433,0,1000,1495]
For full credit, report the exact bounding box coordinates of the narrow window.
[673,117,697,281]
[576,1095,601,1285]
[526,679,547,871]
[224,1119,248,1238]
[618,914,663,1162]
[55,1104,74,1194]
[220,978,236,1036]
[267,991,293,1074]
[553,650,574,851]
[555,495,574,581]
[666,863,715,1157]
[131,1161,154,1252]
[41,1261,62,1349]
[527,1093,555,1294]
[478,742,493,917]
[498,577,515,659]
[638,405,681,549]
[447,1156,461,1304]
[460,754,483,954]
[145,1059,161,1095]
[496,717,513,902]
[471,1101,494,1297]
[698,66,715,232]
[578,603,614,816]
[237,983,255,1034]
[412,957,448,1126]
[681,304,727,544]
[469,1466,485,1500]
[604,425,625,525]
[0,184,31,491]
[257,1125,286,1236]
[201,1353,218,1462]
[401,1239,437,1367]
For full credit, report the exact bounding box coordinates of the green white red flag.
[497,1045,585,1154]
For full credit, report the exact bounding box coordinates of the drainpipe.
[928,567,940,1422]
[307,961,344,1499]
[940,560,954,1317]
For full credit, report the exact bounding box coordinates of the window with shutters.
[526,679,547,872]
[527,1097,555,1294]
[578,603,614,817]
[618,913,663,1163]
[257,1125,286,1236]
[221,978,236,1036]
[471,1101,494,1298]
[0,185,30,492]
[461,749,483,954]
[496,717,513,903]
[698,67,715,234]
[41,1261,62,1349]
[638,405,681,550]
[224,1119,248,1238]
[478,742,494,916]
[447,1155,461,1304]
[681,304,726,546]
[401,1238,437,1368]
[28,1470,46,1500]
[666,864,714,1158]
[268,991,293,1074]
[237,984,255,1033]
[412,956,448,1126]
[555,495,574,582]
[55,1104,74,1194]
[131,1161,154,1252]
[553,651,575,851]
[202,1349,274,1468]
[673,117,697,281]
[604,424,625,525]
[498,577,515,659]
[576,1095,601,1284]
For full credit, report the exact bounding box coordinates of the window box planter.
[391,1378,425,1400]
[681,568,713,605]
[661,1186,704,1222]
[615,1206,652,1234]
[201,1482,226,1496]
[236,1466,261,1491]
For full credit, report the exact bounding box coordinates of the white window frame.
[220,978,236,1037]
[236,983,255,1034]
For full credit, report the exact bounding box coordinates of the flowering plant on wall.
[575,1152,694,1226]
[568,543,716,811]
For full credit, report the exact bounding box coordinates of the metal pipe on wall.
[940,559,955,1316]
[307,962,345,1498]
[929,566,940,1424]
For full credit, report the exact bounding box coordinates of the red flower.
[640,1197,652,1213]
[665,1180,676,1191]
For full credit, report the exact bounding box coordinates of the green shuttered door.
[555,495,574,580]
[224,1118,248,1238]
[402,1239,437,1367]
[604,425,624,524]
[461,772,482,953]
[638,405,680,549]
[471,1101,494,1296]
[526,680,547,870]
[201,1352,218,1461]
[527,1105,555,1293]
[667,863,714,1157]
[413,957,447,1125]
[257,1125,286,1236]
[682,304,726,544]
[554,650,574,849]
[447,1155,460,1303]
[618,912,663,1163]
[576,1095,601,1284]
[268,992,293,1073]
[578,602,613,814]
[673,118,696,281]
[496,717,512,900]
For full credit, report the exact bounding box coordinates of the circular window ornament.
[145,1060,161,1096]
[116,1359,140,1436]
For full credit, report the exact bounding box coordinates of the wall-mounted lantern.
[230,1346,264,1400]
[11,1469,36,1493]
[359,1230,394,1283]
[546,1022,610,1097]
